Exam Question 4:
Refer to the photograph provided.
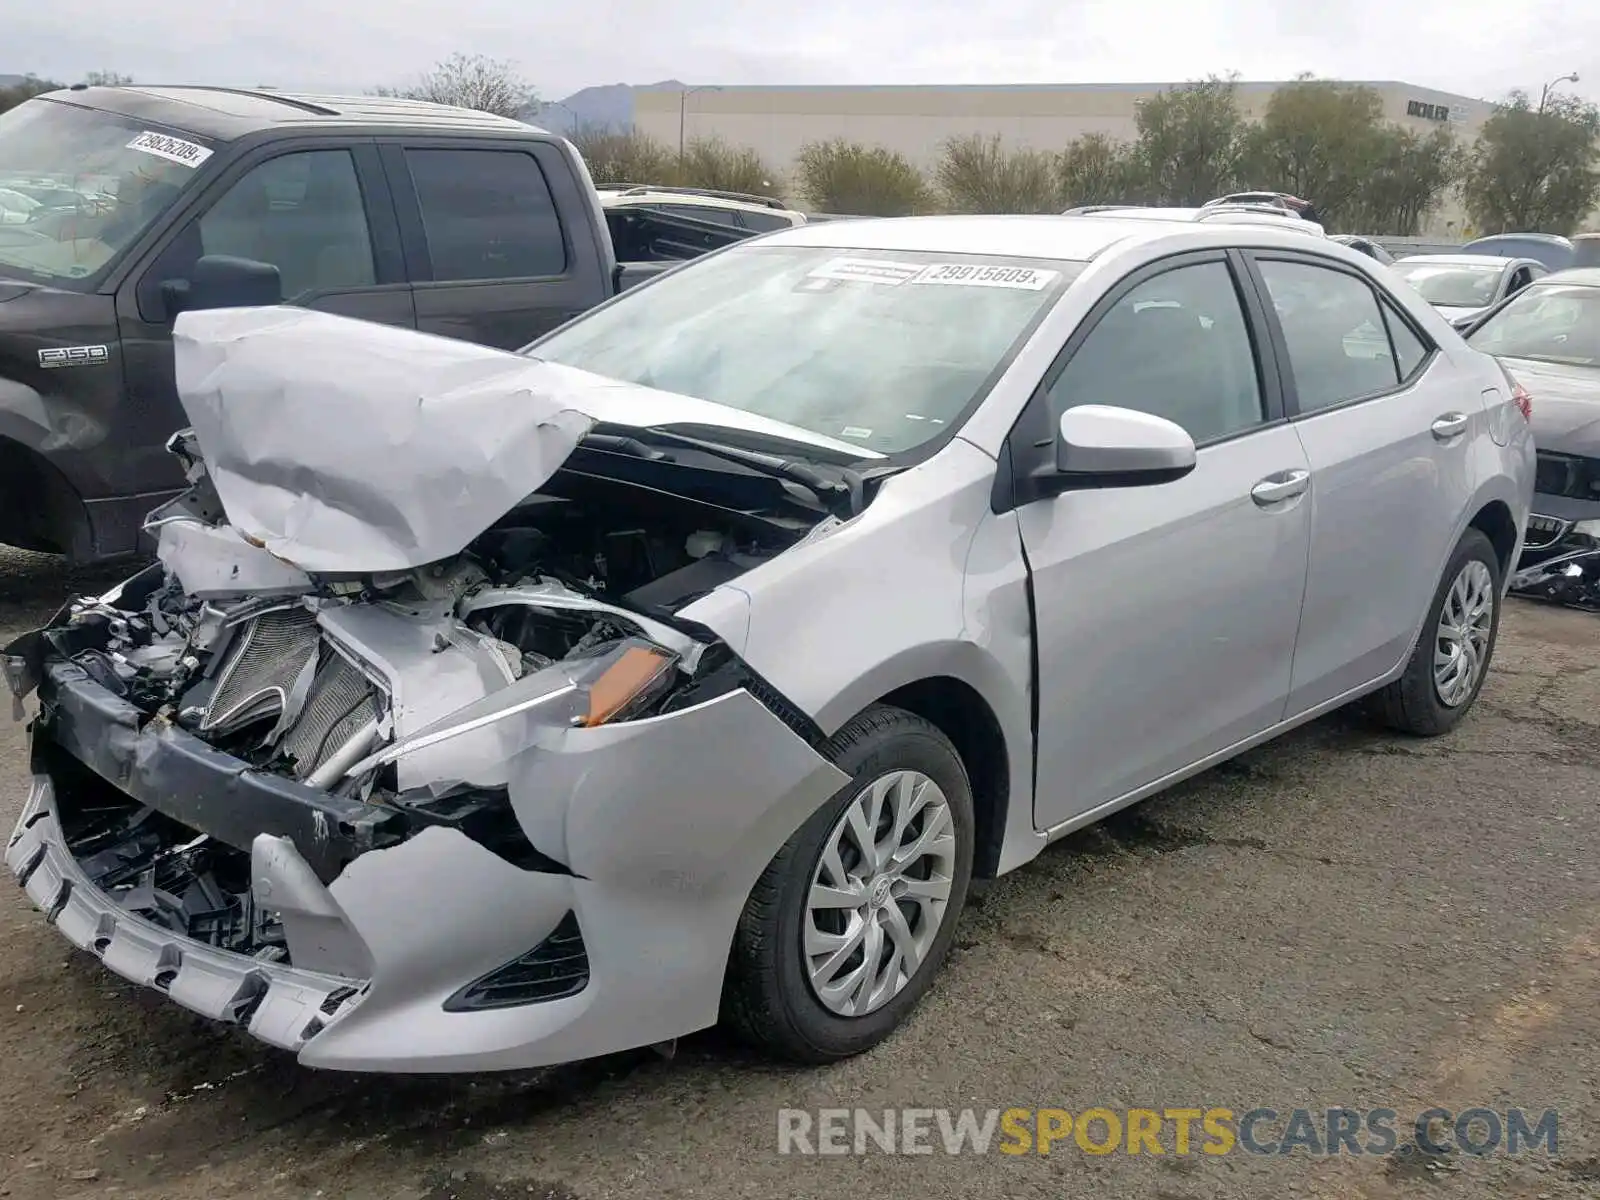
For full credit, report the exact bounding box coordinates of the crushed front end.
[5,468,849,1072]
[1511,452,1600,612]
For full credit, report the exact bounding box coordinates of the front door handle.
[1251,468,1310,506]
[1431,412,1470,440]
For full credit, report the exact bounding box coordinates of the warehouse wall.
[633,80,1497,234]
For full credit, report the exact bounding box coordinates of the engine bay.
[40,477,813,794]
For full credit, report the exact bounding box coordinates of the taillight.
[1511,382,1533,421]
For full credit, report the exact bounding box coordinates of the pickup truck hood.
[1497,356,1600,458]
[174,306,879,574]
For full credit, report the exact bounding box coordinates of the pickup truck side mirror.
[162,255,283,317]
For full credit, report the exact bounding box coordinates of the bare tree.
[378,53,535,119]
[82,71,134,86]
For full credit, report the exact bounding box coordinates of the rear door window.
[1255,258,1404,413]
[404,148,567,281]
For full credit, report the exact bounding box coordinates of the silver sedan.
[7,214,1534,1072]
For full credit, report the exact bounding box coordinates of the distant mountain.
[527,79,685,135]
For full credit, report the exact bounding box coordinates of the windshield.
[0,99,211,287]
[1391,261,1504,309]
[527,244,1082,456]
[1465,283,1600,366]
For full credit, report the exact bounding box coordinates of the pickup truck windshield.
[0,99,208,287]
[529,244,1082,456]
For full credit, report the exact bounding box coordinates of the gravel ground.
[1,544,1597,1200]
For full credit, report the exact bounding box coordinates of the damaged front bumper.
[1511,509,1600,611]
[8,660,848,1073]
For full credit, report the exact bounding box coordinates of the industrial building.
[629,80,1494,231]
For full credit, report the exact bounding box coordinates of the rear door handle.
[1431,412,1470,440]
[1251,468,1310,506]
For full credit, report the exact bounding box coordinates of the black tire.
[722,703,976,1063]
[1367,527,1502,736]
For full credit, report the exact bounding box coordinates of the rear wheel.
[1368,527,1501,735]
[723,704,975,1063]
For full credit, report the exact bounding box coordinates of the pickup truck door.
[114,139,415,511]
[380,140,613,350]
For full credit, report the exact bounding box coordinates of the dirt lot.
[1,546,1597,1200]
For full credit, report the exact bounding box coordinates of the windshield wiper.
[586,426,868,516]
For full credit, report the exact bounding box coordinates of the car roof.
[1534,267,1600,288]
[758,213,1342,262]
[1395,254,1519,268]
[1077,204,1322,230]
[597,189,789,214]
[1464,232,1573,247]
[33,85,542,142]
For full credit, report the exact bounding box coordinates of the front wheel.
[1368,527,1502,736]
[722,704,975,1063]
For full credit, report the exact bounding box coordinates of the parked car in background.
[1203,191,1320,222]
[595,184,807,232]
[1459,233,1575,272]
[6,213,1532,1075]
[1463,268,1600,609]
[0,186,39,224]
[1330,234,1395,265]
[1072,204,1326,236]
[1391,254,1547,326]
[0,85,754,564]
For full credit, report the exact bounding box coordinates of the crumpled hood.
[1437,304,1485,323]
[1497,357,1600,459]
[173,307,878,574]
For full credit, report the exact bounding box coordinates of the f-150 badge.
[38,345,110,369]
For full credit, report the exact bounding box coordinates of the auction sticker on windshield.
[910,263,1059,290]
[126,131,214,168]
[806,258,926,286]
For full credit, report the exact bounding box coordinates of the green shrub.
[679,137,782,197]
[936,134,1060,213]
[1058,133,1144,207]
[570,126,680,187]
[795,138,930,215]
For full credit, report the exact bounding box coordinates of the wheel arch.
[873,675,1018,880]
[1467,498,1518,580]
[0,435,91,557]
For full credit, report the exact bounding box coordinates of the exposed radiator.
[279,650,383,779]
[201,607,321,734]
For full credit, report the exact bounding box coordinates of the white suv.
[596,185,807,233]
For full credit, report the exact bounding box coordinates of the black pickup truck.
[0,85,751,562]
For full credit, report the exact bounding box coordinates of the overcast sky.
[7,0,1598,106]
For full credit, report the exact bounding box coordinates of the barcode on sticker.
[126,131,214,168]
[807,258,923,286]
[910,263,1058,290]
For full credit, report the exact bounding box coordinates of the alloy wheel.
[803,770,958,1017]
[1434,558,1495,707]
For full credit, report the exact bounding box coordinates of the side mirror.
[1055,404,1197,488]
[162,254,283,317]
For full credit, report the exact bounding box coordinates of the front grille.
[443,912,590,1011]
[1535,451,1600,502]
[278,649,382,779]
[1524,514,1572,550]
[202,607,320,733]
